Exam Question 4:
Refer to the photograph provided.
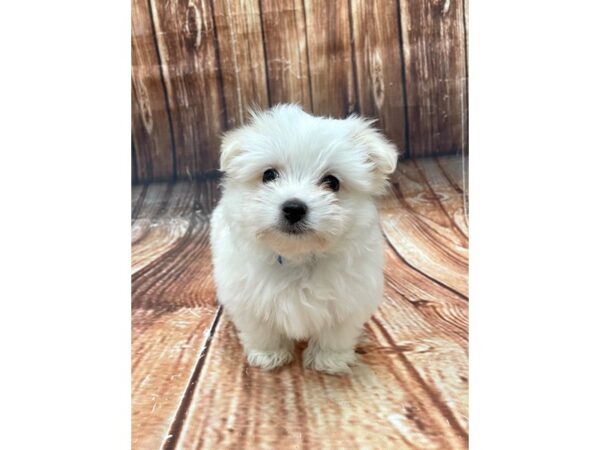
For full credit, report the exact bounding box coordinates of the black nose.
[282,199,307,225]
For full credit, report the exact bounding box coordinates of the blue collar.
[276,254,319,266]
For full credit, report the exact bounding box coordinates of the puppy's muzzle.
[281,199,307,225]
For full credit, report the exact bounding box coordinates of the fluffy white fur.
[210,104,398,375]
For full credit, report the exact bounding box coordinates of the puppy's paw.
[303,348,357,375]
[247,349,294,370]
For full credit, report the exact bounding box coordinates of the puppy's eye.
[320,175,340,192]
[262,168,279,183]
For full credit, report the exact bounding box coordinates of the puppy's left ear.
[349,118,399,195]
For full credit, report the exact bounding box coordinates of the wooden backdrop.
[132,0,468,183]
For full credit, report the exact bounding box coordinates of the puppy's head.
[219,104,398,256]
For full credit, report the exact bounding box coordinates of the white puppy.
[210,104,398,375]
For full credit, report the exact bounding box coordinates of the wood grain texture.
[132,217,189,275]
[175,308,466,449]
[132,308,217,449]
[303,0,357,117]
[381,244,468,434]
[261,0,313,110]
[398,0,468,157]
[132,0,175,181]
[437,154,469,219]
[131,156,468,449]
[212,0,270,128]
[131,182,220,449]
[132,140,138,185]
[132,0,468,182]
[462,0,469,155]
[350,0,407,153]
[422,157,468,235]
[381,158,468,296]
[149,0,226,178]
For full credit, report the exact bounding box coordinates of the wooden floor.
[132,156,469,450]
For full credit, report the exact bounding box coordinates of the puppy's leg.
[237,321,294,370]
[303,322,362,375]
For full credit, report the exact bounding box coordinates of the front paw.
[247,349,294,370]
[303,347,357,375]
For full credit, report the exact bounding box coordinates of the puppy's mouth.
[277,222,313,236]
[257,224,328,255]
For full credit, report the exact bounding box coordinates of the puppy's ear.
[348,117,399,195]
[220,106,270,173]
[219,128,244,173]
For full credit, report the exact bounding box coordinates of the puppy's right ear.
[219,128,244,173]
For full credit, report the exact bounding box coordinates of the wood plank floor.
[132,156,468,449]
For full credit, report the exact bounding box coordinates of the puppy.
[210,104,398,375]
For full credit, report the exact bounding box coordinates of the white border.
[0,1,131,449]
[470,1,600,448]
